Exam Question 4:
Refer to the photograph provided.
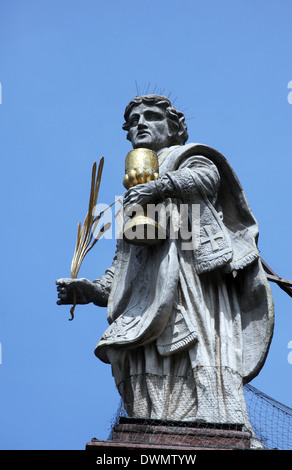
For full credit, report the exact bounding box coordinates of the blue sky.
[0,0,292,450]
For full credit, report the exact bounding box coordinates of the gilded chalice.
[123,148,165,244]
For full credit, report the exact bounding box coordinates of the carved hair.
[123,94,189,146]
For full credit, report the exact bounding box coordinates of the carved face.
[127,103,173,151]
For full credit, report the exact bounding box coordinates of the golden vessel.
[123,148,159,189]
[123,148,165,245]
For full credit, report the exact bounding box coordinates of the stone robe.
[94,143,274,433]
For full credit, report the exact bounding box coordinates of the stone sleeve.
[92,251,118,306]
[155,155,221,203]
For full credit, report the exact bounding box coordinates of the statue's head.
[123,94,188,152]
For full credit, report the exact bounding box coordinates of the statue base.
[86,417,251,451]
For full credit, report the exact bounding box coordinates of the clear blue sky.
[0,0,292,450]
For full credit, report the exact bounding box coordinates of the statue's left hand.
[123,181,157,211]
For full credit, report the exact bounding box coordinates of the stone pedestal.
[86,417,251,451]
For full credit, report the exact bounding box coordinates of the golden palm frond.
[69,158,111,320]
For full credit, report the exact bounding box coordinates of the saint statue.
[56,95,274,445]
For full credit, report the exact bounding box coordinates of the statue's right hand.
[56,278,93,305]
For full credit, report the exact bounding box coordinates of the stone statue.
[56,95,274,445]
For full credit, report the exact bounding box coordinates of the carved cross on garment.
[201,225,223,251]
[168,309,184,337]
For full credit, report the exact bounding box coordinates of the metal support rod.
[260,258,292,298]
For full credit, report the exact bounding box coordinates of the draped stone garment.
[94,144,274,432]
